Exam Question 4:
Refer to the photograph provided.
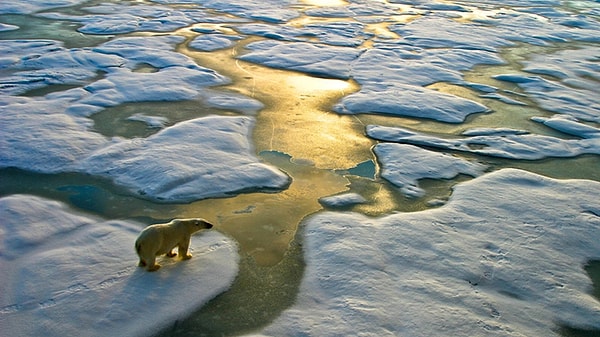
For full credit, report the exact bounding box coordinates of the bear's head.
[174,218,214,232]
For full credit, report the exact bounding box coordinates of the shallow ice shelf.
[258,169,600,336]
[0,194,239,337]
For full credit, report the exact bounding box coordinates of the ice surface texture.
[0,35,287,202]
[259,169,600,336]
[0,194,239,337]
[374,143,487,198]
[367,124,600,160]
[80,116,291,202]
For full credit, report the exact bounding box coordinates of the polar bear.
[135,218,213,272]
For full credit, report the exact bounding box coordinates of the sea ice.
[498,46,600,123]
[367,125,600,160]
[239,40,362,79]
[531,115,600,139]
[38,4,214,35]
[0,0,87,14]
[0,194,239,337]
[126,113,169,128]
[79,116,291,202]
[319,193,367,208]
[257,169,600,336]
[374,143,487,198]
[0,96,111,173]
[334,83,488,123]
[389,16,512,51]
[189,34,242,52]
[188,0,300,23]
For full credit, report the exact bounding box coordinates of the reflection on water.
[178,150,348,266]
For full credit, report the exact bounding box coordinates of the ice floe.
[497,46,600,123]
[367,124,600,160]
[258,169,600,336]
[79,116,291,202]
[334,83,489,123]
[0,194,239,337]
[531,115,600,139]
[37,4,220,35]
[0,0,87,14]
[0,96,288,202]
[389,16,512,51]
[239,40,362,79]
[0,96,111,173]
[179,0,300,23]
[319,193,368,208]
[126,113,169,129]
[189,34,243,52]
[374,143,487,198]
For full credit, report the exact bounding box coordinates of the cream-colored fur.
[135,218,213,272]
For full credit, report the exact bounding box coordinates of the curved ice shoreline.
[258,169,600,336]
[0,194,240,337]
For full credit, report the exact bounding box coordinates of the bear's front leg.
[178,238,192,260]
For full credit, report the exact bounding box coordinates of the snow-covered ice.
[367,124,600,160]
[0,35,288,203]
[189,34,242,52]
[258,169,600,336]
[319,193,367,208]
[126,113,169,128]
[374,143,487,198]
[495,46,600,123]
[333,82,489,123]
[0,194,239,337]
[80,116,291,202]
[0,0,87,14]
[239,41,362,79]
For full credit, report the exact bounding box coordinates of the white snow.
[0,100,288,203]
[333,83,489,123]
[0,35,285,202]
[0,0,87,14]
[126,113,169,128]
[319,193,367,208]
[367,125,600,160]
[79,116,291,202]
[0,23,18,31]
[239,40,362,79]
[496,46,600,123]
[0,194,239,337]
[531,115,600,139]
[0,96,111,173]
[189,34,242,52]
[258,169,600,336]
[374,143,487,198]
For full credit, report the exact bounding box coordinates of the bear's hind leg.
[146,256,161,272]
[148,264,161,272]
[166,248,177,258]
[138,259,147,267]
